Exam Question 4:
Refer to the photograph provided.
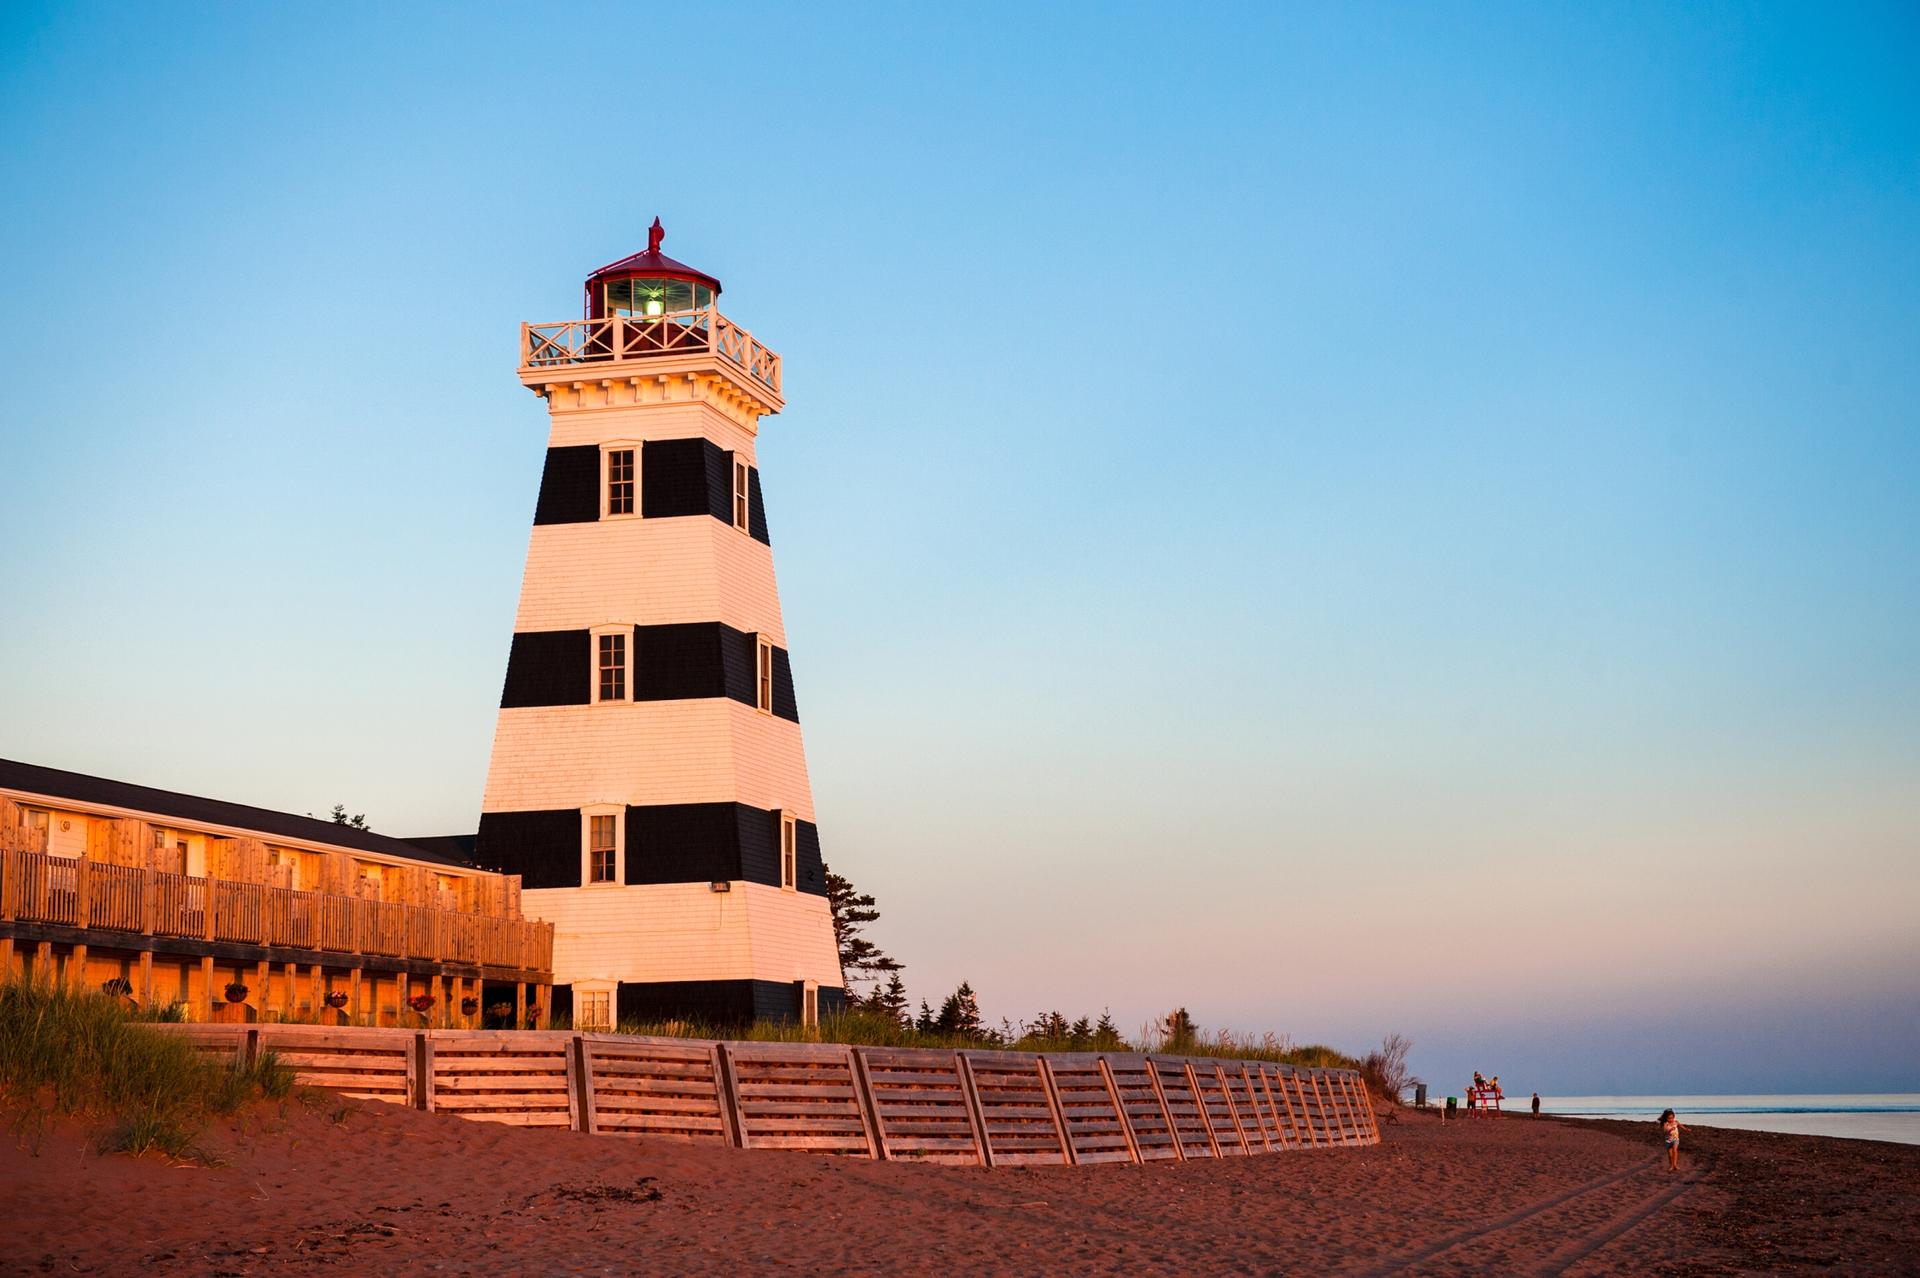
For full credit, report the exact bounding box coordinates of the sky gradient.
[2,3,1916,1094]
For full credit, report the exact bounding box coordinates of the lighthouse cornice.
[527,365,774,433]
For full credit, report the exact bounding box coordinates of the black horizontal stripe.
[529,443,773,537]
[475,802,825,895]
[498,630,589,708]
[500,623,800,722]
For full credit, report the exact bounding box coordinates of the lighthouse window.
[597,633,627,702]
[732,458,750,531]
[756,636,774,713]
[606,449,635,516]
[588,816,617,884]
[779,812,797,890]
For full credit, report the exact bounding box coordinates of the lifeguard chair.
[1468,1081,1504,1116]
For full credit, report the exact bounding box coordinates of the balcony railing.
[520,307,781,398]
[0,849,552,976]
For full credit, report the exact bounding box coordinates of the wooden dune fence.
[163,1025,1378,1166]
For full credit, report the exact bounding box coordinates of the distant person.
[1660,1108,1687,1171]
[1531,1092,1540,1117]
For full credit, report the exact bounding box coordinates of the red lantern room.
[584,217,722,319]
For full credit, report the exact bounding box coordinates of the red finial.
[647,217,665,254]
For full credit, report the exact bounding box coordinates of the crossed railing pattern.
[0,849,552,975]
[520,308,781,396]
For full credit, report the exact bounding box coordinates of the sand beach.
[4,1098,1916,1276]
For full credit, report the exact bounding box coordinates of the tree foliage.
[822,863,901,995]
[327,804,368,831]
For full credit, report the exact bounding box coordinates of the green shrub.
[0,978,293,1161]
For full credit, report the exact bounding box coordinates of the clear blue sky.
[2,3,1915,1094]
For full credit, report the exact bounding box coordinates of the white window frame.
[579,804,625,887]
[601,442,641,520]
[589,623,632,705]
[732,456,751,532]
[574,981,616,1032]
[802,979,820,1028]
[755,634,775,714]
[778,810,798,891]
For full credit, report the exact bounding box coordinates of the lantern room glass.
[602,277,714,318]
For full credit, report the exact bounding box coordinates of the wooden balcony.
[519,307,782,401]
[0,849,552,978]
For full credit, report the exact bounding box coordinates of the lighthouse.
[476,223,845,1028]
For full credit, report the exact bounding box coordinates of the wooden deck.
[0,848,552,980]
[162,1025,1380,1166]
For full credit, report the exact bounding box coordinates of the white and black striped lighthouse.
[477,223,844,1027]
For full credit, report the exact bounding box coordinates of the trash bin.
[1445,1095,1457,1119]
[1414,1083,1428,1108]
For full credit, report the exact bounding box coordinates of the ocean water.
[1531,1095,1920,1145]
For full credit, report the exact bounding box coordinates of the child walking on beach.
[1660,1108,1686,1171]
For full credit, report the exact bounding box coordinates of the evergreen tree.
[869,972,909,1026]
[936,981,983,1040]
[1069,1016,1093,1048]
[1163,1007,1198,1052]
[915,999,935,1033]
[823,863,902,997]
[1094,1009,1122,1049]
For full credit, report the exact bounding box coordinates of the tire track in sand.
[1357,1155,1705,1276]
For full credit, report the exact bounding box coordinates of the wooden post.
[571,1034,597,1134]
[514,981,526,1029]
[413,1032,433,1111]
[849,1048,888,1162]
[533,983,548,1029]
[255,959,270,1018]
[198,955,214,1021]
[138,950,153,1008]
[1183,1062,1222,1157]
[1035,1055,1077,1166]
[398,970,411,1021]
[1095,1057,1142,1165]
[350,967,363,1025]
[69,944,88,991]
[35,940,53,982]
[1143,1058,1185,1162]
[1214,1063,1251,1153]
[955,1053,996,1169]
[203,871,217,941]
[283,962,297,1020]
[74,854,91,929]
[0,938,13,983]
[310,965,324,1020]
[140,865,155,936]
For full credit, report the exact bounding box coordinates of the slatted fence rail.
[154,1026,1378,1167]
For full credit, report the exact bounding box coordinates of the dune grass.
[0,979,292,1161]
[602,1007,1367,1071]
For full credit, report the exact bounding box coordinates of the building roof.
[584,218,723,297]
[0,757,476,870]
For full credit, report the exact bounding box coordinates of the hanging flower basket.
[460,997,480,1016]
[223,982,250,1004]
[324,991,349,1009]
[408,993,437,1014]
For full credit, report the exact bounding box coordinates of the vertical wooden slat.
[849,1048,888,1161]
[1096,1056,1142,1164]
[955,1053,996,1169]
[1142,1057,1186,1161]
[571,1033,597,1133]
[1036,1055,1078,1166]
[1182,1062,1222,1157]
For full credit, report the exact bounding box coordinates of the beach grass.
[0,978,293,1160]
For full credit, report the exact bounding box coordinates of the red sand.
[2,1097,1916,1275]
